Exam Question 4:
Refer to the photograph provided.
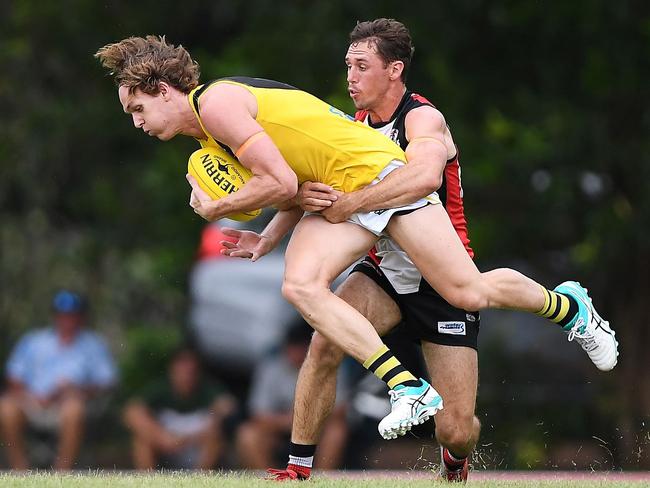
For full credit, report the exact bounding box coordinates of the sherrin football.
[187,146,262,222]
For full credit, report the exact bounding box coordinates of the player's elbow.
[416,170,443,195]
[275,172,298,201]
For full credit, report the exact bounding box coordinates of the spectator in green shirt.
[123,347,235,469]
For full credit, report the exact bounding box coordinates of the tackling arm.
[322,106,450,221]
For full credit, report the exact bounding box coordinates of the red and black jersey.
[356,91,474,258]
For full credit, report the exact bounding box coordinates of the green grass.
[0,472,647,488]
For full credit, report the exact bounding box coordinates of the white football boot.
[555,281,619,371]
[378,379,443,440]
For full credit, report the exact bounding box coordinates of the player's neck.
[179,96,208,138]
[367,85,406,124]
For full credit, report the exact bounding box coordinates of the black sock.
[289,442,316,459]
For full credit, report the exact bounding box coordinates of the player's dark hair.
[95,35,200,94]
[350,18,414,82]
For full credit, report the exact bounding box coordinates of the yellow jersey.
[188,77,406,193]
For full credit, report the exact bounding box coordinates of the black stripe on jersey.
[365,90,421,135]
[191,81,234,156]
[438,146,460,207]
[219,76,298,90]
[438,171,448,208]
[192,77,298,112]
[365,91,437,152]
[191,77,298,155]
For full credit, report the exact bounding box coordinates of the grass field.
[0,471,649,488]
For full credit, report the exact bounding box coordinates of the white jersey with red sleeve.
[356,91,473,294]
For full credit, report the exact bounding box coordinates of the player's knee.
[307,332,344,371]
[436,413,476,452]
[445,287,487,312]
[282,273,329,308]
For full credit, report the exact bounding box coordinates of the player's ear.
[158,81,172,100]
[389,61,404,81]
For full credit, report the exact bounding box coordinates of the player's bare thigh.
[284,214,378,287]
[335,272,402,337]
[386,205,486,310]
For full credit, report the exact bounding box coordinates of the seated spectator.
[0,290,117,470]
[123,346,235,470]
[236,320,349,470]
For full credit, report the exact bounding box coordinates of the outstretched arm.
[221,207,304,261]
[322,106,450,223]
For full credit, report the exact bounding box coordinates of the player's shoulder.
[400,91,445,125]
[407,92,435,109]
[200,81,252,104]
[404,103,446,129]
[197,80,257,122]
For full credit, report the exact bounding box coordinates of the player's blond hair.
[94,35,200,94]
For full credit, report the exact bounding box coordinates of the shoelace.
[266,468,299,481]
[388,390,399,402]
[567,329,598,352]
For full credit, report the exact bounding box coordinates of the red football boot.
[266,464,311,481]
[440,447,469,483]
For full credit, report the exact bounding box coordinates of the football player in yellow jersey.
[96,36,446,439]
[95,35,618,445]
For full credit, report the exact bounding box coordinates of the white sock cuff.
[289,455,314,468]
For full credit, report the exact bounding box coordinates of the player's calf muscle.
[307,334,345,370]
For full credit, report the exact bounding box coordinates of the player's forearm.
[205,174,297,221]
[354,139,447,212]
[354,161,443,212]
[261,207,304,246]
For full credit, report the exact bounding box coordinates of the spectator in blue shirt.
[0,290,117,470]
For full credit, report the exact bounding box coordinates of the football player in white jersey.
[237,19,616,482]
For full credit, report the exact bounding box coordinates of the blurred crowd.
[0,222,426,471]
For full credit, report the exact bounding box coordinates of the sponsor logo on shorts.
[438,321,466,335]
[466,313,477,322]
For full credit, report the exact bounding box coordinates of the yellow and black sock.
[363,345,420,389]
[536,286,579,328]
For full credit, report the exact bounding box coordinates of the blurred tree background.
[1,0,648,469]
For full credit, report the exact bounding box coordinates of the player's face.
[345,41,392,110]
[118,85,176,141]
